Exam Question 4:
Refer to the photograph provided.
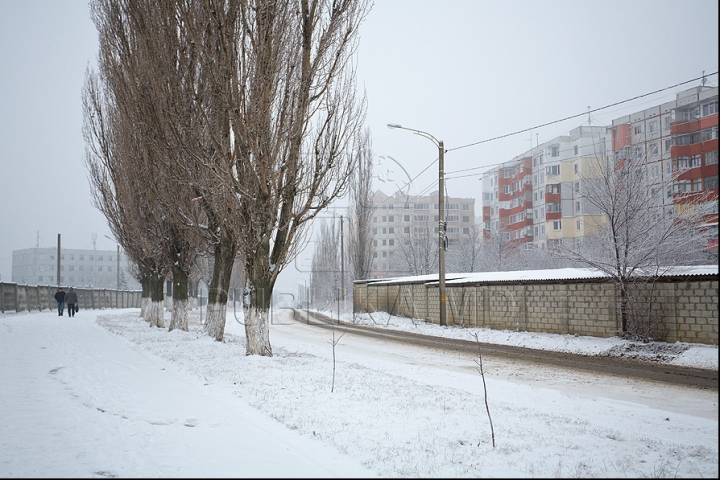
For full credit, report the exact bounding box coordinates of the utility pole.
[340,215,345,302]
[387,123,447,326]
[56,234,61,286]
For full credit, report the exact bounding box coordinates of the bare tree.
[347,128,376,282]
[233,0,371,356]
[446,225,483,273]
[554,149,713,337]
[391,220,438,276]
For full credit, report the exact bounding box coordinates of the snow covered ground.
[1,307,717,478]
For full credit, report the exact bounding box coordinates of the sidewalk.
[0,310,375,478]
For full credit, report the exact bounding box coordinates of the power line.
[446,71,718,153]
[378,72,719,203]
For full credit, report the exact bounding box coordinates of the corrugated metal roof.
[359,265,718,286]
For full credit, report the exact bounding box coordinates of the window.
[574,164,578,174]
[382,227,387,234]
[504,168,512,178]
[706,151,719,165]
[546,184,561,194]
[98,266,103,272]
[403,215,410,222]
[108,266,112,272]
[382,239,386,246]
[575,201,581,213]
[634,125,642,135]
[649,142,659,157]
[692,178,702,192]
[550,145,559,157]
[413,203,429,210]
[404,227,410,233]
[381,216,386,222]
[372,240,377,246]
[675,156,702,170]
[546,165,560,176]
[574,181,580,193]
[446,215,459,222]
[373,252,377,258]
[447,203,459,210]
[574,145,578,155]
[99,256,103,261]
[663,116,671,130]
[388,227,394,234]
[702,101,718,117]
[462,204,469,210]
[650,164,660,179]
[553,220,562,231]
[388,215,394,222]
[648,120,658,134]
[665,139,672,152]
[547,202,561,213]
[69,266,74,271]
[462,216,470,222]
[389,239,394,246]
[413,215,429,222]
[705,176,718,190]
[38,276,43,282]
[576,220,581,231]
[700,127,718,142]
[463,227,470,234]
[79,266,84,272]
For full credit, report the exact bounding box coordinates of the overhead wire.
[374,71,718,205]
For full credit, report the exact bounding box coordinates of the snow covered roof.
[358,265,718,286]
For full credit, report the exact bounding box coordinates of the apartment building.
[482,126,607,251]
[481,85,718,255]
[609,85,718,251]
[371,190,476,276]
[12,247,140,289]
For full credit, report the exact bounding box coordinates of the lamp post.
[387,123,447,327]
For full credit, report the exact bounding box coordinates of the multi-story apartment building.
[371,190,476,276]
[12,247,140,289]
[482,125,607,251]
[482,85,718,256]
[609,85,718,251]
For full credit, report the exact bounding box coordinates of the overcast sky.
[1,0,718,292]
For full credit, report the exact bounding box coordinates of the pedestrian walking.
[65,287,78,317]
[54,287,66,316]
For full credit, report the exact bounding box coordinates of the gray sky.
[1,0,718,292]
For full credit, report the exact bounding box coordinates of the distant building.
[371,190,476,276]
[481,85,718,254]
[481,125,607,251]
[12,247,140,290]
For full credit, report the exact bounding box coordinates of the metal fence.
[0,282,142,313]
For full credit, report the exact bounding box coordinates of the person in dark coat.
[54,287,66,316]
[65,287,78,317]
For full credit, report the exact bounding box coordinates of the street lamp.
[387,123,447,327]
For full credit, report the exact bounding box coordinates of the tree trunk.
[244,269,273,357]
[147,272,165,328]
[140,275,151,320]
[169,264,189,332]
[205,235,236,341]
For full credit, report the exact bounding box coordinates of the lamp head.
[387,123,402,130]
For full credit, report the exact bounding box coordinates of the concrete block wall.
[355,276,718,345]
